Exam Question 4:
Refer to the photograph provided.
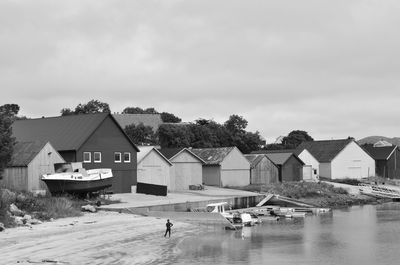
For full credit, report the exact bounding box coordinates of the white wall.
[220,148,250,187]
[331,141,375,179]
[28,142,65,193]
[137,150,171,188]
[298,149,319,181]
[170,150,203,190]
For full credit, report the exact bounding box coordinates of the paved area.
[100,186,260,209]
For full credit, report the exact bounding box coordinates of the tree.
[122,107,146,114]
[61,100,111,116]
[124,123,157,146]
[0,104,20,117]
[60,108,74,116]
[160,112,181,123]
[144,107,158,114]
[224,114,248,133]
[281,130,313,149]
[0,104,18,174]
[158,124,192,148]
[74,100,110,114]
[157,115,263,153]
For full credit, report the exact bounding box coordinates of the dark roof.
[264,153,300,166]
[12,113,139,152]
[158,148,185,160]
[191,147,235,165]
[244,154,275,168]
[251,149,301,155]
[363,145,397,160]
[296,139,353,163]
[10,141,48,167]
[159,148,205,163]
[113,114,163,132]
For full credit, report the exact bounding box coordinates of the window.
[114,152,121,163]
[124,152,131,163]
[94,152,102,163]
[83,152,91,163]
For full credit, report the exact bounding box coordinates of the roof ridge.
[14,113,108,122]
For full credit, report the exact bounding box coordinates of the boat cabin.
[206,202,229,213]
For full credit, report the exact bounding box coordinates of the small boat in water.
[42,162,113,195]
[193,202,255,228]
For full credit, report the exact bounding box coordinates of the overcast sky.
[1,0,399,142]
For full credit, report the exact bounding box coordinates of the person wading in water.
[164,219,173,237]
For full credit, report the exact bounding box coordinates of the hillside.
[358,136,400,146]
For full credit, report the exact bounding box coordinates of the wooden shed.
[192,147,250,187]
[363,144,400,179]
[159,148,205,191]
[0,141,65,194]
[137,146,172,190]
[264,152,304,182]
[12,113,139,193]
[244,154,279,185]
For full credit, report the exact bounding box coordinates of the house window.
[83,152,91,163]
[124,152,131,163]
[114,152,121,163]
[94,152,102,163]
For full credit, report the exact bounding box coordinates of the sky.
[1,0,400,143]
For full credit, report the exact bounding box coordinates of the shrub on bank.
[230,181,377,208]
[0,189,82,228]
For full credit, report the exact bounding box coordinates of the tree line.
[60,99,181,123]
[0,100,314,174]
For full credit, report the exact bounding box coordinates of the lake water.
[175,204,400,265]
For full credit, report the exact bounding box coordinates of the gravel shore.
[0,211,198,265]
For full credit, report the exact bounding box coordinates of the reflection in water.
[176,204,400,265]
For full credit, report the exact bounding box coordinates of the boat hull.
[42,178,113,195]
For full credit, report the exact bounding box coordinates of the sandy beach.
[0,211,198,265]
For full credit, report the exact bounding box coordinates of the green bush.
[33,197,82,220]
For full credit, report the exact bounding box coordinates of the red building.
[12,113,139,193]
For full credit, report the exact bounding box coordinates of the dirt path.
[0,212,198,265]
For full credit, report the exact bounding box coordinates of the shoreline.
[0,196,391,265]
[0,211,199,265]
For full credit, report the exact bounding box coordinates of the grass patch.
[23,196,83,221]
[230,181,377,208]
[325,178,361,186]
[1,189,83,227]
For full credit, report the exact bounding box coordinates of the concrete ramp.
[257,193,317,208]
[256,194,274,207]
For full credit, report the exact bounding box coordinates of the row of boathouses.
[1,113,399,195]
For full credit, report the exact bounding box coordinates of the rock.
[14,216,24,226]
[81,204,97,213]
[16,194,27,202]
[9,203,24,217]
[1,189,16,204]
[28,219,43,225]
[23,214,32,221]
[0,222,5,232]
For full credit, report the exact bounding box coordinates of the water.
[175,204,400,265]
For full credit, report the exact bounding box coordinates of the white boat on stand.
[42,162,113,195]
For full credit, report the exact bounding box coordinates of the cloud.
[1,0,400,141]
